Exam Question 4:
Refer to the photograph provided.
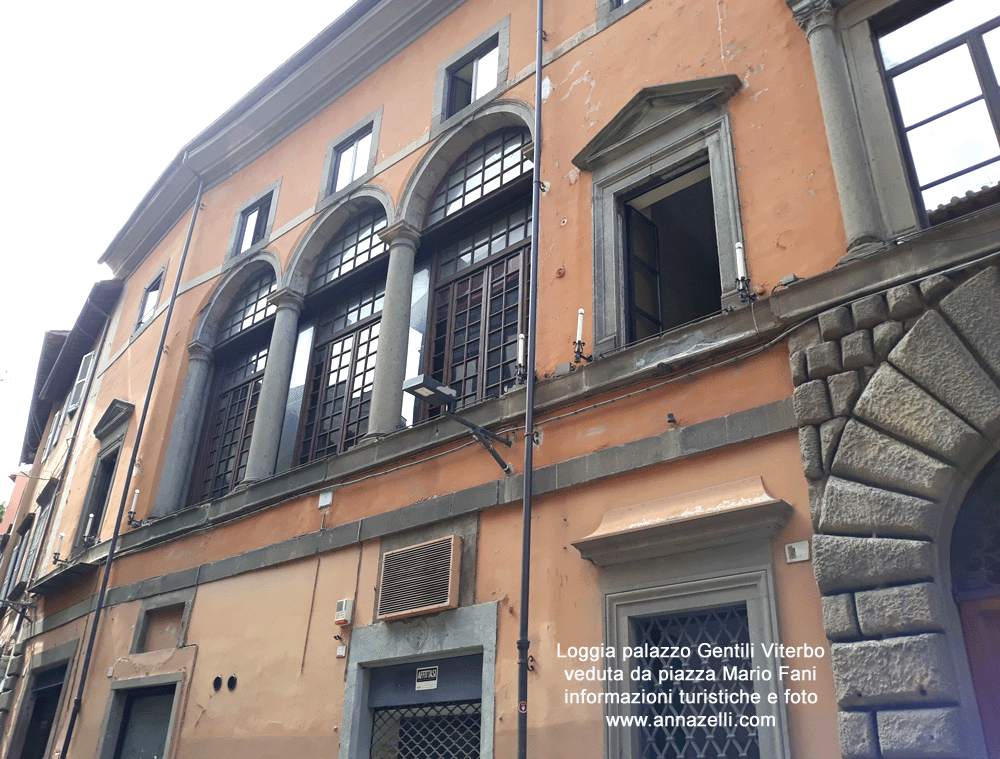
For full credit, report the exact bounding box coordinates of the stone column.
[243,288,305,482]
[791,0,883,255]
[365,221,421,439]
[151,341,213,516]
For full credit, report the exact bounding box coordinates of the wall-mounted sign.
[415,666,439,691]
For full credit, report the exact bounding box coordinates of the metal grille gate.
[633,603,759,759]
[370,700,481,759]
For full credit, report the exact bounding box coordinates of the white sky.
[0,0,357,505]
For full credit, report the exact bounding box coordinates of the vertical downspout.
[518,0,543,757]
[58,162,204,758]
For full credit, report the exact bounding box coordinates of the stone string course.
[790,266,1000,759]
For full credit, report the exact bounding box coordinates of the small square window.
[135,273,162,330]
[448,39,500,117]
[237,195,272,255]
[332,129,373,194]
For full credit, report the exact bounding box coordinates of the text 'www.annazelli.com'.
[605,714,777,729]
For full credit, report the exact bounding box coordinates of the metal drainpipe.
[517,0,543,756]
[58,163,205,758]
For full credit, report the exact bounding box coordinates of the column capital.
[188,340,213,362]
[378,220,421,247]
[789,0,835,36]
[267,286,306,313]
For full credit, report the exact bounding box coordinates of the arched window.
[952,454,1000,756]
[191,270,276,503]
[292,206,388,464]
[421,128,533,409]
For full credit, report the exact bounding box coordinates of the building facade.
[1,0,999,757]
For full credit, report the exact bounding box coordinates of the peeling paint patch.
[541,76,553,101]
[565,168,580,185]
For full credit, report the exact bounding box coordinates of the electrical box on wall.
[335,598,354,626]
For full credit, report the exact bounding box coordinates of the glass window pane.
[473,45,499,100]
[907,100,1000,186]
[880,0,1000,69]
[353,132,372,181]
[335,144,356,192]
[892,45,981,126]
[239,209,259,253]
[922,161,1000,212]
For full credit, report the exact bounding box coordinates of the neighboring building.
[1,0,998,758]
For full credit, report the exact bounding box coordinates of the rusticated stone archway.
[791,265,1000,759]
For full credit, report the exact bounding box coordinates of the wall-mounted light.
[52,532,69,566]
[734,242,756,303]
[403,375,513,474]
[573,308,593,363]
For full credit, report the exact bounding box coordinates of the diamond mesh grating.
[633,603,760,759]
[370,700,481,759]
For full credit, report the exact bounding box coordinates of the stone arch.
[193,251,282,346]
[283,184,395,296]
[396,98,535,229]
[791,265,1000,759]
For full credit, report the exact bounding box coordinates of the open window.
[433,19,510,131]
[227,181,280,259]
[573,75,744,355]
[134,267,166,332]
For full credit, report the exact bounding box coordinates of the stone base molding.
[790,264,1000,759]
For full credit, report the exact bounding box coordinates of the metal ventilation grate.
[371,700,481,759]
[377,535,462,621]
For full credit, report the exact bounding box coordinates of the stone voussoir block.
[828,371,861,417]
[842,330,875,370]
[855,582,946,637]
[939,265,1000,379]
[793,380,833,426]
[820,416,848,473]
[877,707,965,759]
[812,534,935,595]
[852,294,889,329]
[886,283,922,320]
[819,306,854,341]
[806,341,843,379]
[920,273,954,302]
[830,634,959,707]
[789,350,808,386]
[799,426,823,480]
[873,320,904,361]
[820,477,941,539]
[822,593,861,641]
[839,711,878,759]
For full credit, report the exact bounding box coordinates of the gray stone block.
[873,320,904,361]
[852,294,888,329]
[822,593,861,641]
[877,707,965,759]
[842,330,875,370]
[789,350,808,386]
[830,634,958,707]
[0,690,10,713]
[788,319,822,355]
[812,535,936,594]
[0,677,13,694]
[890,310,1000,436]
[855,583,946,637]
[839,711,878,759]
[819,306,854,340]
[820,477,941,539]
[799,426,823,480]
[830,420,955,500]
[887,283,922,320]
[808,479,826,531]
[820,416,848,473]
[854,365,984,466]
[793,380,833,426]
[861,365,876,386]
[920,273,954,302]
[828,371,861,417]
[807,341,843,379]
[940,266,1000,379]
[5,655,23,677]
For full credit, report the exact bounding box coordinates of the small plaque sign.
[415,666,439,691]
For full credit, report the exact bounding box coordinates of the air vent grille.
[377,535,461,621]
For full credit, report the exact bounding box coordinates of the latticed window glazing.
[194,344,268,503]
[427,129,532,225]
[311,207,388,291]
[431,231,527,409]
[370,700,481,759]
[218,271,277,341]
[296,281,384,463]
[632,603,760,759]
[952,453,1000,598]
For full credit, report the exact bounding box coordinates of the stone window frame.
[338,601,497,759]
[319,107,384,207]
[225,179,281,262]
[431,17,511,137]
[96,672,185,759]
[133,263,168,337]
[596,0,654,33]
[5,639,79,759]
[581,82,745,355]
[129,587,196,654]
[603,567,791,759]
[75,412,130,552]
